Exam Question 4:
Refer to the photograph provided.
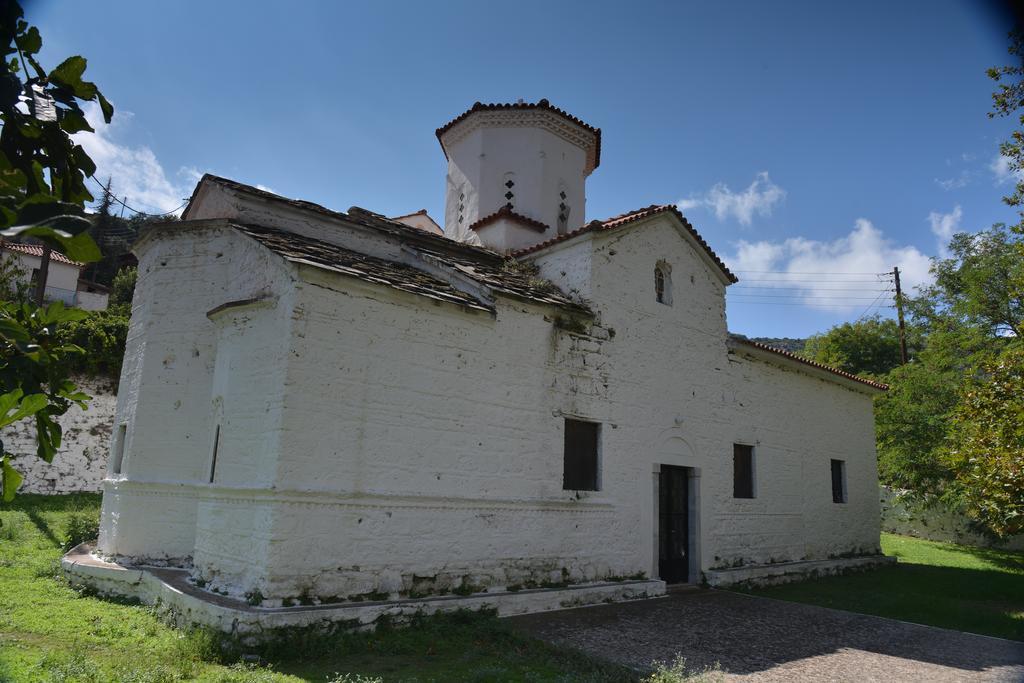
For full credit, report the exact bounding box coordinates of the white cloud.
[928,205,962,256]
[934,171,970,191]
[73,102,190,215]
[990,154,1024,185]
[677,172,785,226]
[728,219,932,313]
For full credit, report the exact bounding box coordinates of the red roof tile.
[436,99,602,171]
[730,336,889,391]
[513,204,738,284]
[0,241,81,266]
[469,206,550,234]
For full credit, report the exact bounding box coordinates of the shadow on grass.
[25,508,62,548]
[959,544,1024,573]
[1,493,101,550]
[749,562,1024,642]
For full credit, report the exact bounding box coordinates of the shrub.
[644,656,724,683]
[63,510,100,550]
[55,310,129,379]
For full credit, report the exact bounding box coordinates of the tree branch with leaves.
[0,0,107,500]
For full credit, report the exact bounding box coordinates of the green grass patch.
[740,532,1024,641]
[3,493,714,682]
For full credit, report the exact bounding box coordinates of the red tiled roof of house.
[0,241,81,266]
[730,336,889,391]
[513,204,738,284]
[469,206,550,234]
[435,99,602,171]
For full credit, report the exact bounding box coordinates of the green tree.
[802,315,906,377]
[109,265,136,311]
[874,352,960,492]
[912,225,1024,341]
[945,344,1024,539]
[0,1,107,499]
[988,30,1024,231]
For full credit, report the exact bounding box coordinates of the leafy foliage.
[874,357,959,491]
[55,310,129,378]
[945,345,1024,539]
[0,2,108,260]
[911,225,1024,340]
[110,265,137,311]
[802,316,906,377]
[0,300,91,499]
[988,30,1024,229]
[0,2,106,499]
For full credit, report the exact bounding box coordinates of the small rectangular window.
[563,419,599,491]
[110,423,127,475]
[733,444,754,498]
[831,459,846,503]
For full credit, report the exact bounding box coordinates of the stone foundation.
[704,555,895,588]
[62,543,666,638]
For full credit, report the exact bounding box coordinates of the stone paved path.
[507,589,1024,682]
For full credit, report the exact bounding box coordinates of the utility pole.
[893,266,908,364]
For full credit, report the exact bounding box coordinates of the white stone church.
[67,100,889,630]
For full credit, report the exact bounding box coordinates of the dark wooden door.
[658,465,689,583]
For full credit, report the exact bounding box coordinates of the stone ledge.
[62,544,666,637]
[705,555,896,588]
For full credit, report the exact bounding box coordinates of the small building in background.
[390,209,444,235]
[0,241,109,310]
[75,279,111,311]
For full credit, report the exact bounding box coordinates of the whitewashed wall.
[98,211,882,605]
[442,118,589,246]
[97,224,290,561]
[4,375,117,494]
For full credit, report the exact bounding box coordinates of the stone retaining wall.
[3,375,116,494]
[880,486,1024,552]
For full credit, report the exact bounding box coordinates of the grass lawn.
[741,532,1024,641]
[1,493,711,683]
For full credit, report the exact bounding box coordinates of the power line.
[733,286,895,292]
[730,294,890,301]
[737,277,892,284]
[735,270,892,276]
[853,290,889,322]
[729,301,896,307]
[87,175,188,217]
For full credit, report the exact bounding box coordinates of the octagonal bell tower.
[436,99,601,251]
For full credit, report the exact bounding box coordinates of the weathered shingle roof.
[0,241,81,266]
[729,335,889,391]
[416,247,590,314]
[185,173,501,262]
[513,204,738,284]
[234,224,492,313]
[187,175,590,314]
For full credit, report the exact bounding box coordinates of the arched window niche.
[655,261,673,306]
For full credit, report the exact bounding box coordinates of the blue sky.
[27,0,1020,337]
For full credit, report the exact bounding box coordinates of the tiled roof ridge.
[435,99,601,170]
[513,204,737,284]
[0,241,81,266]
[730,335,889,390]
[469,205,550,234]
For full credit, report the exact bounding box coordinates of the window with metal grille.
[563,418,599,491]
[733,444,754,498]
[831,459,846,503]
